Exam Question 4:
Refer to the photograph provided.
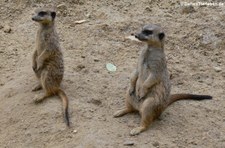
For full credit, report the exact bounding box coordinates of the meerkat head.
[32,8,56,25]
[135,24,165,47]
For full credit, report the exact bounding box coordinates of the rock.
[164,13,172,17]
[57,3,67,16]
[74,20,87,24]
[85,13,91,18]
[124,141,135,146]
[3,25,11,33]
[57,3,67,10]
[0,82,4,86]
[145,6,152,12]
[94,58,100,62]
[152,141,160,147]
[214,66,222,72]
[75,64,85,72]
[88,98,102,106]
[181,5,195,14]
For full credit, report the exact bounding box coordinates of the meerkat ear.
[51,12,56,19]
[159,32,165,40]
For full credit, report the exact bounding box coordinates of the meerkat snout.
[134,33,145,41]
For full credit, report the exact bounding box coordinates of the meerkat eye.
[38,11,47,17]
[158,32,165,40]
[143,30,153,35]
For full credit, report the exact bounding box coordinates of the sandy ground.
[0,0,225,147]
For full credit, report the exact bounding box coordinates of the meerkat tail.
[168,94,212,106]
[57,89,70,127]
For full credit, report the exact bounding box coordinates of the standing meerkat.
[32,8,70,126]
[114,24,212,135]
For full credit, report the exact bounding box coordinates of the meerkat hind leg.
[114,93,136,117]
[130,114,152,136]
[130,97,163,136]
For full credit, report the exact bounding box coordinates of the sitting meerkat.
[114,24,212,136]
[32,8,70,126]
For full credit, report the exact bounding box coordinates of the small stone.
[181,5,195,14]
[3,25,11,33]
[145,6,152,12]
[117,134,122,137]
[57,3,67,10]
[214,66,222,72]
[57,3,67,16]
[94,58,100,62]
[85,13,91,18]
[106,63,117,72]
[73,130,78,133]
[93,69,99,73]
[88,98,102,106]
[164,13,172,17]
[124,141,135,146]
[75,20,87,24]
[152,141,160,147]
[75,64,85,72]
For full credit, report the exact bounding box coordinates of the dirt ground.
[0,0,225,147]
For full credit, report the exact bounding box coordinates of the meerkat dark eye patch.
[158,32,165,40]
[51,12,56,19]
[38,11,47,17]
[143,30,153,35]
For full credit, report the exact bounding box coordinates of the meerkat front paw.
[32,64,37,72]
[130,126,146,136]
[113,109,126,117]
[137,87,148,100]
[32,84,42,91]
[129,88,135,96]
[33,95,44,104]
[35,64,42,72]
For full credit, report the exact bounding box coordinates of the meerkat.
[32,8,70,126]
[114,24,212,136]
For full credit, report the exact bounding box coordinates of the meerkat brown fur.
[32,8,70,126]
[114,24,212,135]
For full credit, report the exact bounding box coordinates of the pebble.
[214,66,222,72]
[88,98,102,106]
[57,3,67,10]
[181,5,195,14]
[93,58,100,62]
[124,141,135,146]
[75,64,85,72]
[145,6,152,12]
[152,141,160,147]
[3,25,11,33]
[57,3,67,16]
[75,20,87,24]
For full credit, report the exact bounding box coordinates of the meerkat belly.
[44,56,64,80]
[135,64,153,96]
[150,82,167,101]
